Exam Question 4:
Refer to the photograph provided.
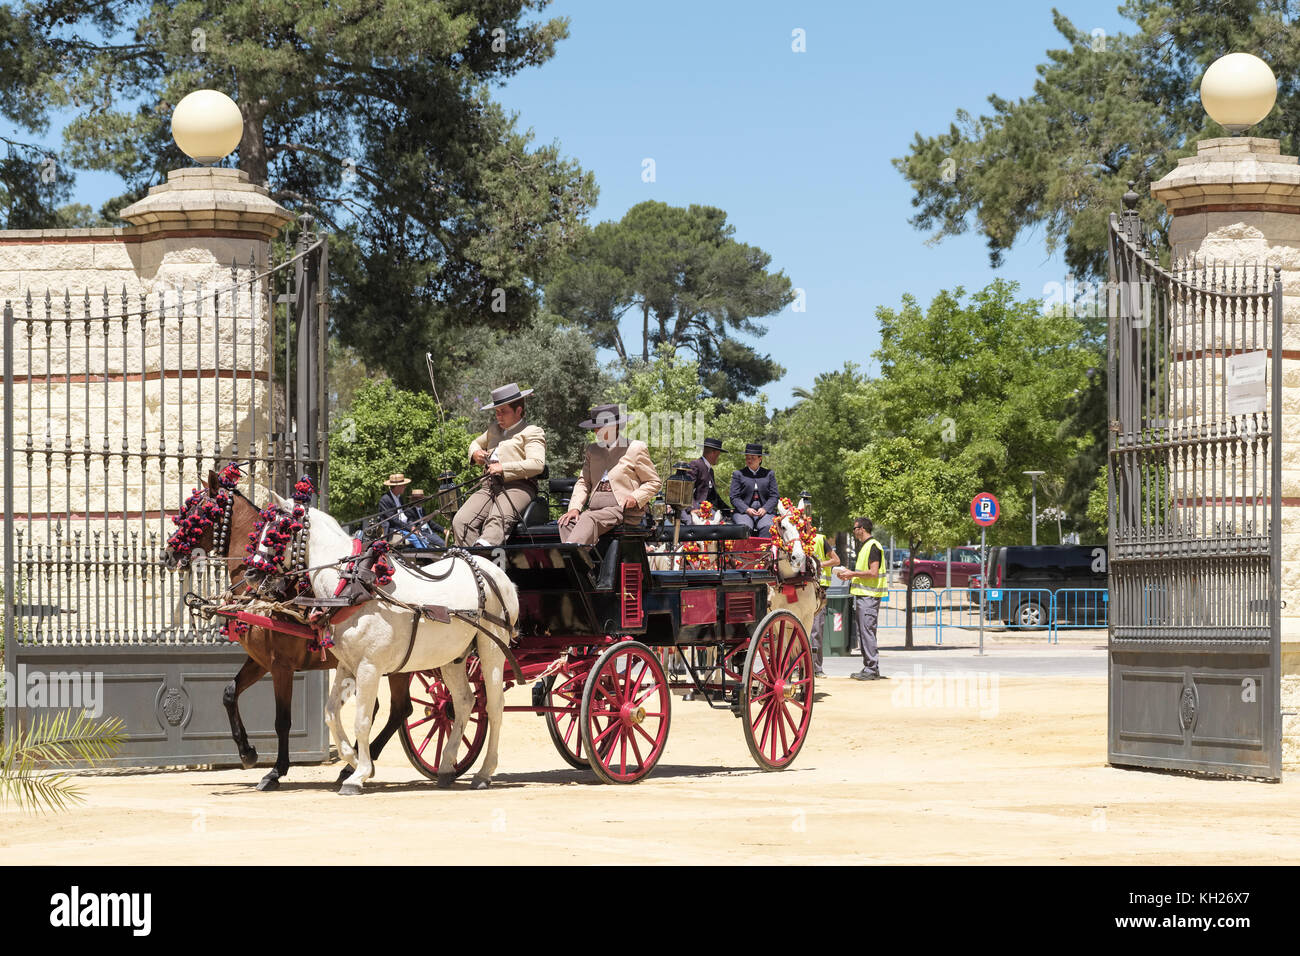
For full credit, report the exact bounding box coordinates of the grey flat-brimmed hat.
[579,403,629,429]
[744,442,765,456]
[702,437,724,452]
[481,382,534,410]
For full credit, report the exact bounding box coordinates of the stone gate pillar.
[1152,135,1300,765]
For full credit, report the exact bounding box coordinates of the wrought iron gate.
[1107,194,1282,779]
[2,216,330,767]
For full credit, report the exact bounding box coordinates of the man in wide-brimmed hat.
[452,382,547,546]
[729,442,779,534]
[377,473,415,537]
[685,436,729,522]
[559,403,661,546]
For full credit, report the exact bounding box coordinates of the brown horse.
[162,469,412,791]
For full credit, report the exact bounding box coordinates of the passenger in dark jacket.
[729,443,778,534]
[686,437,729,519]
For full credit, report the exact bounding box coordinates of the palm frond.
[0,711,126,814]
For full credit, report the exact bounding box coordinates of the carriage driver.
[559,403,662,546]
[451,382,547,547]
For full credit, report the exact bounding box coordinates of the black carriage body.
[474,525,774,646]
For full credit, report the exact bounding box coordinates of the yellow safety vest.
[813,533,832,587]
[851,537,888,598]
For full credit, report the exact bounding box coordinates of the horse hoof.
[436,774,454,789]
[338,781,363,796]
[256,774,280,792]
[470,777,490,791]
[240,749,258,770]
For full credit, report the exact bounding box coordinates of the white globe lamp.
[171,90,243,164]
[1200,52,1277,134]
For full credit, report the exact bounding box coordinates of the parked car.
[970,545,1108,628]
[884,548,910,571]
[900,548,982,590]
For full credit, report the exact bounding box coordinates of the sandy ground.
[2,657,1299,865]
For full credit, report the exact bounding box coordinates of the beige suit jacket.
[569,440,662,514]
[468,421,547,482]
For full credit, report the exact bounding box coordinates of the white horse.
[268,495,519,794]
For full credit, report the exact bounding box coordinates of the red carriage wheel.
[544,668,589,770]
[742,610,813,770]
[580,641,671,784]
[399,657,487,781]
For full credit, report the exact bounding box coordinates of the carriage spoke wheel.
[580,641,671,784]
[742,610,813,771]
[399,657,487,781]
[545,667,589,770]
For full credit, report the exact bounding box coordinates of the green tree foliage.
[328,378,478,524]
[894,1,1300,279]
[845,436,979,646]
[605,345,768,482]
[548,201,794,400]
[855,280,1099,547]
[444,314,611,479]
[0,1,596,388]
[767,364,874,535]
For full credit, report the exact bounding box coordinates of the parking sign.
[970,492,999,527]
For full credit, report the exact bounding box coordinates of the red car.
[899,548,982,590]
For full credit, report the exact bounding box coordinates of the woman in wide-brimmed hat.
[559,403,661,547]
[452,382,547,547]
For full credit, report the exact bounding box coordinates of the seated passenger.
[452,382,547,547]
[729,442,778,534]
[559,403,661,547]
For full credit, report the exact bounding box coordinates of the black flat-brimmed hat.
[744,442,765,456]
[702,437,724,452]
[480,382,534,410]
[579,403,629,430]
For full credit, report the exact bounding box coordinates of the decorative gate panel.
[1107,194,1281,779]
[2,219,330,767]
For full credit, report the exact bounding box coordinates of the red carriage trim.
[620,563,644,628]
[680,589,717,626]
[724,590,757,623]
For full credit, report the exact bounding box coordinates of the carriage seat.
[658,523,752,542]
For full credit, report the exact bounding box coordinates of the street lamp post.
[1023,470,1045,546]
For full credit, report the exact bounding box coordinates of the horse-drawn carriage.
[394,472,816,784]
[168,464,816,789]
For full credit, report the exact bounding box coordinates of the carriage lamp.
[171,90,244,164]
[437,470,458,512]
[1200,52,1277,134]
[650,493,666,522]
[664,463,694,510]
[798,490,812,512]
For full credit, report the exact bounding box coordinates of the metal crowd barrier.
[852,587,1109,646]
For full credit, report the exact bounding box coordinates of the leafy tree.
[845,436,978,647]
[328,378,478,525]
[894,1,1300,279]
[0,1,596,388]
[444,314,611,480]
[767,363,874,534]
[548,201,793,400]
[869,280,1100,544]
[605,345,768,483]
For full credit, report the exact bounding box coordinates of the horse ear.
[207,470,220,493]
[267,490,290,509]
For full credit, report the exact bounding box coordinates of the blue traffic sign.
[970,492,1000,526]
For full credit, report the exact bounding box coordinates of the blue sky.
[20,0,1131,409]
[491,0,1131,407]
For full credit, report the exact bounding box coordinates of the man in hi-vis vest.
[836,516,887,681]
